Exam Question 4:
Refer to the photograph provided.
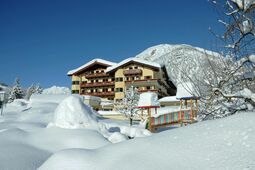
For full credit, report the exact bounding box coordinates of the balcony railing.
[85,73,110,78]
[80,81,115,87]
[125,79,158,83]
[80,91,115,97]
[123,69,142,76]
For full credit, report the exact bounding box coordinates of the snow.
[236,88,255,103]
[249,54,255,63]
[106,57,161,73]
[48,95,98,129]
[98,110,121,115]
[108,132,128,143]
[135,44,223,85]
[67,58,117,75]
[151,106,181,118]
[176,82,198,99]
[231,0,255,11]
[242,20,252,34]
[39,111,255,170]
[158,96,179,102]
[1,93,255,169]
[137,92,160,107]
[42,86,71,95]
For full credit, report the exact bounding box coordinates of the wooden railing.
[80,91,115,97]
[80,81,115,87]
[85,73,111,78]
[123,69,142,76]
[146,109,196,132]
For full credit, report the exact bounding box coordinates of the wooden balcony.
[123,69,142,76]
[80,91,115,97]
[85,73,110,79]
[125,79,158,85]
[80,81,115,87]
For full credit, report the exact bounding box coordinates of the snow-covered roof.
[158,96,179,103]
[176,82,199,99]
[106,57,161,73]
[67,58,117,75]
[137,92,160,108]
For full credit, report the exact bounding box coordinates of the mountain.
[135,44,223,85]
[42,86,71,95]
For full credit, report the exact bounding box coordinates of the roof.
[67,58,117,76]
[137,92,160,108]
[106,57,162,73]
[158,96,180,102]
[176,82,199,99]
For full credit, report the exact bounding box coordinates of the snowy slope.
[39,111,255,170]
[135,44,223,85]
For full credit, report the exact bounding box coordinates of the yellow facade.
[68,58,176,108]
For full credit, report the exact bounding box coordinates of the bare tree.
[171,0,255,120]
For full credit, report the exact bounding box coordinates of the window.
[129,67,133,70]
[145,76,152,80]
[146,86,151,90]
[101,70,104,73]
[116,77,123,82]
[90,80,94,83]
[115,88,123,92]
[111,88,114,91]
[95,79,98,82]
[134,66,138,69]
[72,81,80,85]
[115,99,122,102]
[72,90,79,94]
[96,70,99,73]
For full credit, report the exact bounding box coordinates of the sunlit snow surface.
[0,94,254,170]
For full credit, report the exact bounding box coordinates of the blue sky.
[0,0,221,88]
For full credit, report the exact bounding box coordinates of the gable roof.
[106,57,162,73]
[67,58,116,76]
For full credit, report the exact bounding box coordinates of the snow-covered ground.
[0,94,254,170]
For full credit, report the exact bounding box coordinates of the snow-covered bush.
[8,78,25,103]
[8,78,43,102]
[24,83,43,100]
[114,86,140,125]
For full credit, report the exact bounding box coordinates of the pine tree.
[8,78,25,102]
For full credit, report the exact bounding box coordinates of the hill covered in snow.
[135,44,223,85]
[42,86,71,95]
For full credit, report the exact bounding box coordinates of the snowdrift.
[39,112,255,170]
[48,95,98,129]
